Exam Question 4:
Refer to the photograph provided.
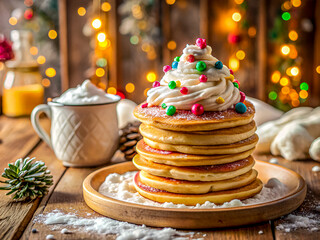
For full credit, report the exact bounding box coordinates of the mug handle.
[31,104,52,148]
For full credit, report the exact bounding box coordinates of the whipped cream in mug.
[54,80,116,105]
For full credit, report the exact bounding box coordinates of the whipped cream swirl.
[147,44,240,111]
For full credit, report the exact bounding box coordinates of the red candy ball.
[180,87,188,95]
[141,103,148,108]
[229,69,234,75]
[153,81,160,88]
[196,38,207,49]
[187,55,195,63]
[163,65,171,72]
[234,79,240,87]
[199,75,208,82]
[191,103,204,116]
[240,91,246,103]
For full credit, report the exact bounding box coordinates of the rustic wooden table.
[0,116,319,240]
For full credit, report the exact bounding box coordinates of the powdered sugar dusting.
[98,171,288,209]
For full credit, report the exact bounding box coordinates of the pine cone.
[0,157,53,201]
[119,121,142,161]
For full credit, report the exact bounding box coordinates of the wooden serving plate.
[83,160,306,229]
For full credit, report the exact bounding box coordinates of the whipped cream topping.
[147,44,241,111]
[54,80,119,105]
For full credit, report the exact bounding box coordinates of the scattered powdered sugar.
[36,210,198,240]
[276,214,320,232]
[258,230,264,234]
[312,166,320,172]
[269,158,279,164]
[46,234,55,239]
[98,171,288,209]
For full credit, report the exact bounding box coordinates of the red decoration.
[116,91,125,99]
[240,91,246,102]
[191,103,204,115]
[24,9,33,20]
[186,55,195,63]
[180,87,188,95]
[228,33,241,44]
[229,69,234,75]
[196,38,207,49]
[141,103,148,108]
[163,65,171,72]
[0,36,14,61]
[152,81,160,88]
[199,75,207,82]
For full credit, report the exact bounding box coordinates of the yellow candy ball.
[176,80,181,87]
[225,75,234,81]
[216,97,225,104]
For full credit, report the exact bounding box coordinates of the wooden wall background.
[59,0,320,106]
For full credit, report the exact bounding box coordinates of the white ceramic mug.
[31,96,121,167]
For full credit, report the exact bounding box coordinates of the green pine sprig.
[0,157,53,201]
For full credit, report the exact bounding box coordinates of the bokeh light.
[291,0,301,7]
[125,83,135,93]
[144,88,150,97]
[271,71,281,83]
[146,72,157,82]
[232,12,241,22]
[96,68,105,77]
[299,90,308,99]
[48,30,57,39]
[101,2,111,12]
[288,30,298,41]
[166,0,176,5]
[167,41,177,50]
[97,32,106,42]
[291,67,299,76]
[269,91,278,100]
[280,77,289,86]
[45,68,56,77]
[282,12,291,21]
[78,7,86,16]
[29,46,38,55]
[107,87,117,95]
[229,57,239,72]
[130,36,139,45]
[300,82,309,91]
[37,56,46,64]
[281,45,290,55]
[92,19,102,29]
[236,50,245,60]
[41,78,51,88]
[248,27,256,37]
[316,65,320,74]
[9,17,18,25]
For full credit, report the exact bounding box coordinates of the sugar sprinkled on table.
[312,166,320,172]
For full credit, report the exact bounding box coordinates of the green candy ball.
[196,61,207,72]
[168,81,176,89]
[166,105,176,116]
[174,56,180,62]
[233,82,239,88]
[161,103,167,109]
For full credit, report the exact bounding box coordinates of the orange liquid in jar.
[2,84,44,117]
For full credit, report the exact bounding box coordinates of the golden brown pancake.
[133,154,255,181]
[139,121,256,146]
[134,172,263,205]
[133,100,255,132]
[143,134,259,155]
[136,140,255,166]
[139,170,258,194]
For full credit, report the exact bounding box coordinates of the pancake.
[143,134,259,155]
[136,140,255,166]
[134,172,263,205]
[133,154,255,181]
[139,169,258,194]
[139,121,256,146]
[133,100,255,132]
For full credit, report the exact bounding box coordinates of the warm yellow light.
[271,71,281,83]
[146,72,157,82]
[229,57,239,72]
[48,30,57,39]
[30,46,38,55]
[281,86,290,95]
[248,27,256,37]
[291,0,301,7]
[144,88,150,97]
[98,82,107,90]
[282,1,292,11]
[167,40,177,50]
[0,62,4,71]
[132,5,143,19]
[147,51,157,60]
[232,12,241,22]
[141,43,151,52]
[92,19,102,29]
[101,2,111,12]
[291,67,299,76]
[234,0,244,4]
[97,32,106,42]
[288,30,298,41]
[77,7,86,16]
[138,21,147,30]
[41,78,51,87]
[107,87,117,95]
[125,83,135,93]
[291,99,300,107]
[289,90,299,100]
[280,77,289,86]
[236,50,245,60]
[98,39,111,49]
[9,17,17,26]
[37,56,46,64]
[299,90,308,99]
[289,46,298,59]
[96,68,105,77]
[45,68,56,77]
[166,0,176,5]
[316,65,320,74]
[281,45,290,55]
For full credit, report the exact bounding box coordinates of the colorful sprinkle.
[168,81,177,89]
[191,103,204,115]
[233,82,239,88]
[152,81,160,88]
[216,97,225,104]
[176,80,181,87]
[196,38,207,49]
[214,61,223,69]
[163,65,171,72]
[172,61,179,69]
[174,56,180,62]
[187,55,195,63]
[225,75,234,81]
[229,69,234,75]
[235,102,247,114]
[199,75,208,82]
[196,61,206,72]
[141,103,148,108]
[240,91,246,102]
[166,105,176,116]
[161,103,167,109]
[234,79,240,87]
[180,87,188,95]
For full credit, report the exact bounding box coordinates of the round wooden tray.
[83,160,306,229]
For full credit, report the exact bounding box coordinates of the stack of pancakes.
[132,100,263,205]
